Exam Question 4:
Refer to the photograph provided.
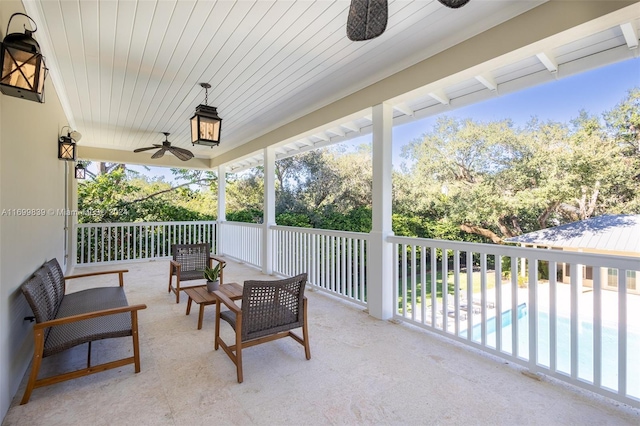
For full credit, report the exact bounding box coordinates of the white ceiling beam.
[313,132,330,141]
[428,89,450,105]
[328,127,345,137]
[341,121,360,132]
[393,103,414,117]
[620,22,639,49]
[363,114,372,122]
[275,147,288,155]
[475,73,497,91]
[298,137,315,147]
[536,51,558,73]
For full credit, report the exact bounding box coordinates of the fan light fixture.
[347,0,388,41]
[191,82,222,147]
[0,13,47,103]
[346,0,471,41]
[58,127,82,161]
[438,0,471,9]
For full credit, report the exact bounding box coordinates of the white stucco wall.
[0,1,70,419]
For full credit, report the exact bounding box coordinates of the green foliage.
[203,262,225,282]
[225,208,263,223]
[77,88,640,245]
[276,213,312,228]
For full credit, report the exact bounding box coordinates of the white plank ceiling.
[26,0,546,159]
[23,1,640,171]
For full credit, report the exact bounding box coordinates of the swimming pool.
[464,304,640,399]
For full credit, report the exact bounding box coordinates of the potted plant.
[204,263,225,292]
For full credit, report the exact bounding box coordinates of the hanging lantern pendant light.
[191,82,222,147]
[0,13,47,103]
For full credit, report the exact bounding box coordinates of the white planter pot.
[206,280,220,293]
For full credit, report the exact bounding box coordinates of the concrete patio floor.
[3,259,639,425]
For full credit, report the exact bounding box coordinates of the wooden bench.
[19,259,147,404]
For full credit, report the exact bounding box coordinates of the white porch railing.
[74,220,639,408]
[218,221,262,268]
[389,235,640,408]
[76,221,216,264]
[272,226,368,306]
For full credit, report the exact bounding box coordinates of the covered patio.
[3,259,639,425]
[2,0,640,423]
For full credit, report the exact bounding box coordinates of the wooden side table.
[184,283,243,329]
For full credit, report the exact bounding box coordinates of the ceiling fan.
[347,0,471,41]
[133,132,194,161]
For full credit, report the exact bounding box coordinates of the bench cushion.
[44,287,132,357]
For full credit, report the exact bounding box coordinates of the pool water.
[464,304,639,398]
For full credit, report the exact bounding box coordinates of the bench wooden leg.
[21,329,45,405]
[132,311,141,373]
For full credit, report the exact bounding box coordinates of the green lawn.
[397,269,500,314]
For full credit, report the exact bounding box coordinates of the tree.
[604,88,640,156]
[400,103,640,243]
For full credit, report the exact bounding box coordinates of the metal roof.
[505,215,640,254]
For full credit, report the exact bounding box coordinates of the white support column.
[368,103,394,320]
[217,165,226,255]
[66,163,78,274]
[262,147,276,275]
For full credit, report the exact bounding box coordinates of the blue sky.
[123,57,639,181]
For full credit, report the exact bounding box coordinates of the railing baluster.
[401,244,407,318]
[340,237,346,296]
[360,239,365,303]
[442,249,448,333]
[421,246,427,326]
[593,266,601,387]
[511,256,518,357]
[411,245,417,322]
[468,251,474,341]
[495,255,503,353]
[570,263,579,379]
[480,253,487,345]
[80,227,85,264]
[347,238,352,299]
[618,269,627,397]
[431,247,437,328]
[528,258,538,366]
[393,243,399,316]
[454,250,460,336]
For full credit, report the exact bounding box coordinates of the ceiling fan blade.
[133,146,158,153]
[169,147,194,161]
[438,0,471,9]
[347,0,387,41]
[151,148,167,159]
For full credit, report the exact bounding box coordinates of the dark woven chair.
[214,273,310,383]
[168,243,225,303]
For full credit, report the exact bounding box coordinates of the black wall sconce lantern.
[0,13,47,103]
[74,163,86,179]
[191,82,222,147]
[58,127,82,161]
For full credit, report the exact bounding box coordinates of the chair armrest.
[33,304,147,330]
[169,260,181,276]
[213,290,241,314]
[210,255,225,265]
[65,270,128,287]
